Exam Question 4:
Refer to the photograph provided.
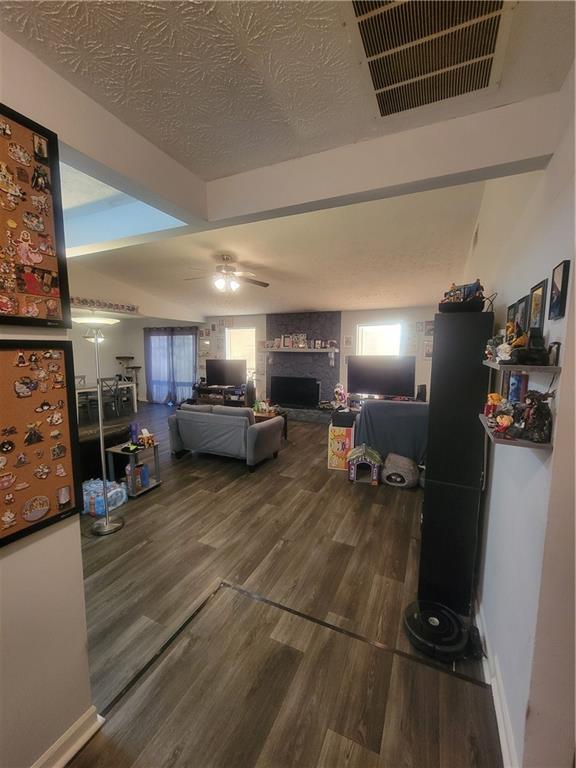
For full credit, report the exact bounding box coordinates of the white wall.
[0,327,100,768]
[199,314,267,398]
[462,104,574,766]
[340,307,436,395]
[523,287,574,768]
[68,261,204,323]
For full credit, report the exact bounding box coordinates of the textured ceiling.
[70,182,488,317]
[0,1,573,180]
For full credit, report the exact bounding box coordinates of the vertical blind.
[144,327,197,404]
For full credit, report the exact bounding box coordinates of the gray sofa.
[168,404,283,471]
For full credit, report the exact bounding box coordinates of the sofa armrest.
[247,416,283,467]
[168,414,184,454]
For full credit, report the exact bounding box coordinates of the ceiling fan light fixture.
[230,279,240,292]
[213,276,226,291]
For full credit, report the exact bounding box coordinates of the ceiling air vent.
[353,0,516,117]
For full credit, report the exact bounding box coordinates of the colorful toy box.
[327,411,356,471]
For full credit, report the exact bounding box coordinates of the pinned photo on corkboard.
[0,340,81,547]
[0,104,71,327]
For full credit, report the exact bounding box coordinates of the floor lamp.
[84,327,124,536]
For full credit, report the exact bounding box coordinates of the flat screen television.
[347,355,416,398]
[205,359,246,386]
[270,376,320,408]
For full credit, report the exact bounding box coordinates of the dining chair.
[88,377,119,420]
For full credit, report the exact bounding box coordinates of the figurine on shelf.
[486,397,513,430]
[505,402,528,440]
[508,327,550,366]
[495,414,514,433]
[511,322,528,348]
[333,383,347,408]
[484,392,503,417]
[523,390,554,443]
[440,278,484,305]
[485,335,503,362]
[496,342,512,362]
[505,321,516,344]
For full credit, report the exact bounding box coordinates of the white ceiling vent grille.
[353,0,515,117]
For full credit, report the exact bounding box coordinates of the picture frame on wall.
[0,104,71,327]
[515,295,530,333]
[0,340,81,548]
[506,303,516,326]
[529,279,548,331]
[549,260,570,320]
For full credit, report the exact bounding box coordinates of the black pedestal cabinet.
[417,311,494,617]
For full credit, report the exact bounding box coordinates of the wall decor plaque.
[0,104,71,327]
[0,340,80,547]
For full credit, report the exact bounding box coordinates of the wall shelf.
[479,414,552,450]
[266,348,339,354]
[266,347,339,366]
[483,360,561,374]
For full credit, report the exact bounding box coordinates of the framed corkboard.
[0,340,81,547]
[0,103,71,327]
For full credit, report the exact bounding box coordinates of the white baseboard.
[31,706,104,768]
[476,605,520,768]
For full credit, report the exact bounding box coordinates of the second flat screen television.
[347,355,416,397]
[206,359,246,386]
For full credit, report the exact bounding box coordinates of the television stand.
[196,385,245,406]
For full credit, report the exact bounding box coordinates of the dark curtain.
[144,327,197,404]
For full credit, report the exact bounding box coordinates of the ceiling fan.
[184,255,269,292]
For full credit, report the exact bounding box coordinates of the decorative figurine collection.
[441,278,484,304]
[0,105,70,326]
[484,390,554,445]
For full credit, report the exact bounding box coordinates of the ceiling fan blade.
[238,276,269,288]
[183,276,207,281]
[232,270,256,278]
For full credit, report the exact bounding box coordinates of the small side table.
[106,442,162,498]
[254,409,288,440]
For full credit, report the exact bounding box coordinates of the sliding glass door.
[144,328,197,404]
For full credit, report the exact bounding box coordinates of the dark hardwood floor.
[73,403,501,768]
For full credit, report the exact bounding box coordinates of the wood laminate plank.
[329,637,392,753]
[438,673,503,768]
[316,730,379,768]
[270,609,317,652]
[380,655,441,768]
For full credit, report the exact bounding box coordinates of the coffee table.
[254,409,288,440]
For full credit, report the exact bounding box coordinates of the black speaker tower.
[404,312,494,660]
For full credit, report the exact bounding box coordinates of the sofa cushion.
[180,403,213,413]
[212,405,255,425]
[173,411,248,458]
